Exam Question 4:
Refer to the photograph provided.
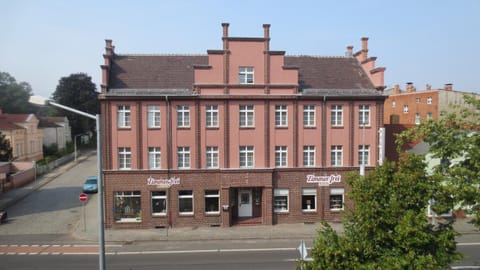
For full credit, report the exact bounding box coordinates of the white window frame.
[403,105,409,114]
[176,105,190,128]
[358,145,370,166]
[302,188,317,212]
[392,101,396,108]
[118,147,131,170]
[177,146,190,169]
[239,66,254,84]
[330,188,344,211]
[239,105,254,127]
[148,147,161,169]
[359,105,370,126]
[273,189,289,213]
[427,112,433,119]
[275,105,288,127]
[303,105,315,127]
[415,113,421,125]
[151,191,167,216]
[303,145,315,167]
[275,146,288,167]
[204,190,220,214]
[206,105,219,128]
[117,105,131,128]
[427,97,433,104]
[331,105,343,127]
[331,145,343,167]
[178,190,194,215]
[147,105,161,128]
[239,145,254,168]
[206,146,219,169]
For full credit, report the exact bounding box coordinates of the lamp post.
[74,133,84,162]
[29,95,105,270]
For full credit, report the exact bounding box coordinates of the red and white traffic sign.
[79,193,88,202]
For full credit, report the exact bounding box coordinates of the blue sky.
[1,0,479,98]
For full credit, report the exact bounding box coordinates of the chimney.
[426,84,432,91]
[346,46,353,57]
[393,84,401,94]
[263,24,270,39]
[444,83,453,91]
[222,22,229,50]
[406,82,416,93]
[361,37,369,61]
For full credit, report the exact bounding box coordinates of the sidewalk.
[1,152,479,244]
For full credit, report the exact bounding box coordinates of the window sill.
[116,219,142,223]
[206,127,220,130]
[205,212,220,216]
[179,213,194,217]
[177,127,191,130]
[147,127,161,130]
[274,210,289,214]
[303,126,316,129]
[152,214,167,217]
[239,127,255,129]
[331,126,344,129]
[302,210,317,213]
[275,126,288,129]
[329,208,344,212]
[118,127,132,130]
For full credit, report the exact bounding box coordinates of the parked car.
[82,176,98,194]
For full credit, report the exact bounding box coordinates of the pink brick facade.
[100,23,386,228]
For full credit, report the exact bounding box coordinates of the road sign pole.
[83,201,87,232]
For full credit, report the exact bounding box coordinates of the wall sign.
[147,176,180,187]
[306,174,341,186]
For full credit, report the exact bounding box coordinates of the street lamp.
[74,133,84,162]
[29,95,106,270]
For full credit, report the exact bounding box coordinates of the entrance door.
[238,189,252,217]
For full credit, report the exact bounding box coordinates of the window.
[359,145,370,166]
[118,105,131,128]
[303,146,315,167]
[331,145,343,167]
[151,191,167,216]
[239,66,254,84]
[178,190,193,214]
[302,188,317,211]
[114,191,141,222]
[147,105,160,128]
[118,147,131,170]
[206,105,219,128]
[415,113,421,125]
[273,189,289,212]
[239,105,254,127]
[239,146,254,168]
[427,97,433,104]
[176,105,190,127]
[303,105,315,127]
[177,147,190,169]
[205,190,220,214]
[275,105,288,127]
[427,112,433,119]
[403,105,409,113]
[331,105,343,127]
[359,105,370,126]
[329,188,344,210]
[416,98,421,103]
[275,146,288,167]
[148,147,161,169]
[392,101,396,108]
[206,146,219,169]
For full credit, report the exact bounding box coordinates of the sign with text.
[147,176,180,188]
[306,174,341,186]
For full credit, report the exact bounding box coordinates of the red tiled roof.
[107,54,375,91]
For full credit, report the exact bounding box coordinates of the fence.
[35,153,75,176]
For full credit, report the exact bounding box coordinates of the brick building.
[99,23,386,229]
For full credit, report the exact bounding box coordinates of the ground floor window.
[114,191,141,222]
[329,188,344,210]
[179,190,193,215]
[205,190,220,214]
[151,191,167,216]
[273,189,289,213]
[302,188,317,211]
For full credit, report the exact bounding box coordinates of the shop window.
[302,188,317,211]
[151,191,167,216]
[273,189,289,213]
[179,190,193,215]
[204,190,220,214]
[329,188,344,210]
[114,191,141,222]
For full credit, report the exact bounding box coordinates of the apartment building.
[99,23,386,228]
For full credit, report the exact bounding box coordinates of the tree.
[0,71,36,113]
[0,132,13,161]
[50,73,99,136]
[397,94,480,227]
[302,156,461,270]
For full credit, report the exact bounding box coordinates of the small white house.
[38,117,71,150]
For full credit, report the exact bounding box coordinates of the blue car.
[82,176,98,194]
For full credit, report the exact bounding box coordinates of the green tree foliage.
[0,132,13,161]
[302,157,461,270]
[0,71,35,113]
[397,94,480,227]
[51,73,99,136]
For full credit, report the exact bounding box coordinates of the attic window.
[239,67,254,84]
